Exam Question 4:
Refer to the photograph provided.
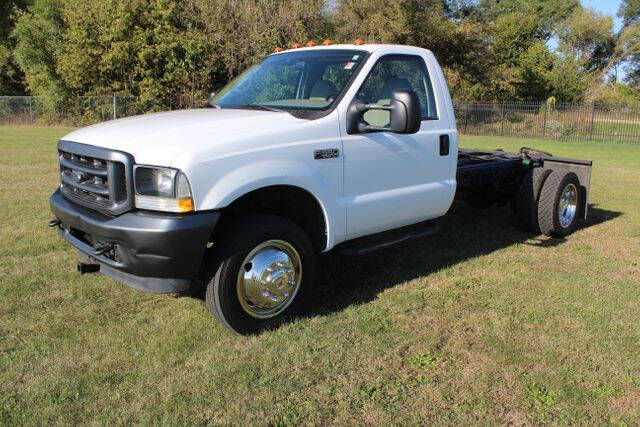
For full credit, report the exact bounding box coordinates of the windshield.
[209,49,367,112]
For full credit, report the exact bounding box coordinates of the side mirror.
[347,90,421,135]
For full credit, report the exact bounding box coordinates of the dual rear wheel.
[515,169,582,238]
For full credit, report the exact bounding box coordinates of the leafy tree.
[619,0,640,87]
[556,8,616,73]
[620,26,640,87]
[0,0,30,94]
[491,12,540,66]
[57,0,213,109]
[331,0,411,44]
[593,82,640,105]
[4,0,633,107]
[13,0,215,110]
[619,0,640,26]
[469,8,556,101]
[191,0,330,85]
[333,0,497,100]
[548,56,590,103]
[515,42,554,100]
[468,0,582,101]
[12,0,68,104]
[477,0,579,40]
[442,0,477,20]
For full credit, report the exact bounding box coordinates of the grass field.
[1,126,639,424]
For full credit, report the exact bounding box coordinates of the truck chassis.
[337,147,592,256]
[457,147,592,218]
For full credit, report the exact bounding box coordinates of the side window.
[357,56,437,127]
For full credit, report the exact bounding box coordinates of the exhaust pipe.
[77,262,100,275]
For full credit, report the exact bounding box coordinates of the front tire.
[203,215,316,334]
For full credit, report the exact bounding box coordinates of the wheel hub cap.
[237,240,302,319]
[558,183,578,228]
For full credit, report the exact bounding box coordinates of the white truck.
[49,44,592,333]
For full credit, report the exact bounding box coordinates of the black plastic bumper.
[50,189,219,293]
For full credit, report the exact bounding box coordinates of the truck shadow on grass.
[306,202,621,317]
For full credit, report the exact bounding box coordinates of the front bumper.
[50,189,219,293]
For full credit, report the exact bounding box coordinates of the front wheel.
[203,215,316,334]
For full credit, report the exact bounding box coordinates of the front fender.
[197,160,343,251]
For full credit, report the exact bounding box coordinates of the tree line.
[1,0,639,113]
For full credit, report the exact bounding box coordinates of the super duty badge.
[314,149,340,160]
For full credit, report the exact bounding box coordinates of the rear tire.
[537,171,581,238]
[203,214,316,334]
[514,167,552,233]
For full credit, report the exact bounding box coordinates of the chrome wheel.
[236,240,302,319]
[558,183,578,228]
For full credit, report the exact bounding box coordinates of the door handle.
[439,134,450,156]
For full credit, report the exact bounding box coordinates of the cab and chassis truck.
[49,44,592,334]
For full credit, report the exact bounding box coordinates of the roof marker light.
[354,38,365,45]
[306,41,317,47]
[322,39,333,46]
[274,47,284,53]
[292,42,302,49]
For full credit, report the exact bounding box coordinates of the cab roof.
[270,44,433,56]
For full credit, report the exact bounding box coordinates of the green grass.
[1,127,640,424]
[593,120,640,141]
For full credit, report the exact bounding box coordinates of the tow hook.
[48,219,61,228]
[93,244,114,256]
[77,262,100,275]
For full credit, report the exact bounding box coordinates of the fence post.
[500,101,505,136]
[464,103,469,134]
[113,94,117,120]
[29,96,33,122]
[542,102,547,138]
[589,103,596,140]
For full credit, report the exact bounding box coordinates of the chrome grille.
[58,140,134,215]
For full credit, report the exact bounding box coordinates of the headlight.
[134,166,194,213]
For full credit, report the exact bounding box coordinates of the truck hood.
[62,108,307,166]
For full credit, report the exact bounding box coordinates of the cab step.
[335,220,439,256]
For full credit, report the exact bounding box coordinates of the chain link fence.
[2,96,640,143]
[0,95,145,126]
[454,102,640,143]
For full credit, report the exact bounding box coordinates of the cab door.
[341,53,455,240]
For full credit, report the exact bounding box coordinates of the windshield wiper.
[233,103,284,113]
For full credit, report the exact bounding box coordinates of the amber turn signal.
[177,197,194,213]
